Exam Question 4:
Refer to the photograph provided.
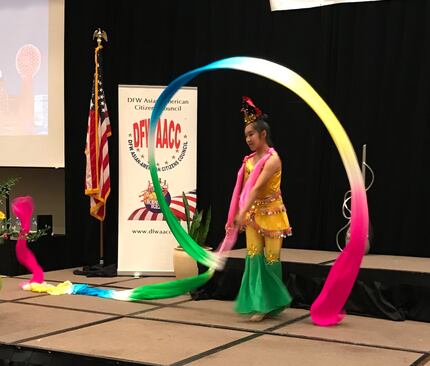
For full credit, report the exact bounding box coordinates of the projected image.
[0,0,48,135]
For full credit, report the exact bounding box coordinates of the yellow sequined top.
[243,155,292,238]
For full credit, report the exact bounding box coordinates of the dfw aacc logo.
[128,118,188,171]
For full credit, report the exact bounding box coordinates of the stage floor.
[0,250,430,366]
[228,248,430,273]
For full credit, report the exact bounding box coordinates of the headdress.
[241,96,262,125]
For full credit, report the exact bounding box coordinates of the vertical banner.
[118,85,197,275]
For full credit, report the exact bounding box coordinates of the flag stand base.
[73,263,117,277]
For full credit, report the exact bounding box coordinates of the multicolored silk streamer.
[148,57,368,326]
[24,270,215,301]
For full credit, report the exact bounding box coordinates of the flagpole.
[100,220,104,265]
[93,28,108,266]
[82,28,111,276]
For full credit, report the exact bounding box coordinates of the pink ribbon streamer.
[310,188,368,325]
[217,148,275,254]
[12,196,44,285]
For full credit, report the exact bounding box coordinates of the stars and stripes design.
[128,191,196,221]
[84,46,111,221]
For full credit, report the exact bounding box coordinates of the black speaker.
[37,215,53,235]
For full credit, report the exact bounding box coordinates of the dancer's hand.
[233,211,246,228]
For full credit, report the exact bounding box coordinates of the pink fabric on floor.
[12,196,44,285]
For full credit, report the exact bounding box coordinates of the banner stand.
[117,85,197,276]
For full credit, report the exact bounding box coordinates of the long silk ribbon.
[148,57,368,326]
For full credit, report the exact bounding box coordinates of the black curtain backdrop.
[64,0,430,267]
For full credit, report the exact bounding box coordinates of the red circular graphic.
[16,44,41,79]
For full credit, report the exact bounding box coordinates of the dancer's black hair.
[250,113,273,147]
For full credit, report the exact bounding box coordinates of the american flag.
[84,46,111,221]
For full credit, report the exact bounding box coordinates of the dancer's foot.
[250,313,266,322]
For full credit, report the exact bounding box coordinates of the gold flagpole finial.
[93,28,108,46]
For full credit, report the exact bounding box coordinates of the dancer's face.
[244,123,265,152]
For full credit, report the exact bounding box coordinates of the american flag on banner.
[128,191,197,221]
[84,46,111,221]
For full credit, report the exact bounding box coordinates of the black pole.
[5,194,10,221]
